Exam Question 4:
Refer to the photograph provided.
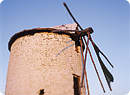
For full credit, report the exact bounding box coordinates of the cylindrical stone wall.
[6,25,85,95]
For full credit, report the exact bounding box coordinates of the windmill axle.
[76,27,94,38]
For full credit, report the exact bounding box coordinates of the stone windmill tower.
[6,23,86,95]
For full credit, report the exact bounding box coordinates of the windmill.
[6,2,114,95]
[53,2,114,95]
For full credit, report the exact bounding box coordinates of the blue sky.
[0,0,129,95]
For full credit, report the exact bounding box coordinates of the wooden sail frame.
[62,2,114,95]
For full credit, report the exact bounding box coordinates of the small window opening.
[39,89,44,95]
[73,74,80,95]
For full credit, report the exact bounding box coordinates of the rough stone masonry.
[6,24,86,95]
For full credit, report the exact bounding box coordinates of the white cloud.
[0,0,3,4]
[126,0,130,4]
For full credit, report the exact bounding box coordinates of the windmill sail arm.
[63,2,83,30]
[98,55,114,91]
[90,37,113,68]
[90,38,114,91]
[99,50,114,68]
[63,2,114,93]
